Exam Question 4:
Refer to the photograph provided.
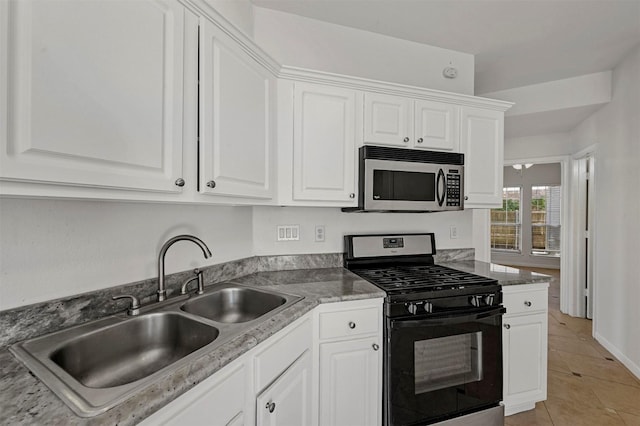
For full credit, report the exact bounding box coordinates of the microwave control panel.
[446,172,462,206]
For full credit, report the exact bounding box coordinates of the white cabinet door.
[1,0,185,192]
[363,93,412,147]
[460,107,504,208]
[414,100,460,151]
[292,83,357,203]
[256,351,312,426]
[319,337,382,426]
[503,312,548,415]
[199,17,273,200]
[138,362,246,426]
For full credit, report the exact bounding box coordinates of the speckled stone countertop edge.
[1,268,385,426]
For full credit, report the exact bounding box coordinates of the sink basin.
[181,287,287,323]
[10,312,220,416]
[50,312,219,388]
[10,285,303,417]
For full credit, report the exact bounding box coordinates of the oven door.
[385,306,505,426]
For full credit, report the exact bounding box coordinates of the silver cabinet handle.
[524,301,532,307]
[504,324,511,329]
[349,193,355,198]
[175,178,185,187]
[403,137,410,143]
[348,321,356,329]
[266,401,275,413]
[417,138,424,143]
[206,180,216,189]
[372,343,379,351]
[464,196,469,200]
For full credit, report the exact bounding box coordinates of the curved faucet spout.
[157,235,212,302]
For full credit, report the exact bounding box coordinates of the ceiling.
[251,0,640,95]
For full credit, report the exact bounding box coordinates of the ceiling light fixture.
[512,164,533,170]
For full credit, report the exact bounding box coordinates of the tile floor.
[504,267,640,426]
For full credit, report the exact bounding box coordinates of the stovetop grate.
[352,264,496,294]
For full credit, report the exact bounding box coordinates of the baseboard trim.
[594,332,640,379]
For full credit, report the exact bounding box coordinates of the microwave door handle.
[390,306,506,329]
[436,169,446,206]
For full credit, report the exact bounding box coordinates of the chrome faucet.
[157,235,212,302]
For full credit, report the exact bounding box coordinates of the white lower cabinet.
[137,298,384,426]
[319,338,381,426]
[316,298,383,426]
[138,360,247,426]
[256,351,312,426]
[502,283,549,416]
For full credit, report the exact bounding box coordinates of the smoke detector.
[443,67,458,79]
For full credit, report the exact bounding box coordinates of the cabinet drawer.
[254,317,312,392]
[319,306,380,340]
[503,289,548,315]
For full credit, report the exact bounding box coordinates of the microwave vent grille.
[361,146,464,165]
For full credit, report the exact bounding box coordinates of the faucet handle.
[112,294,141,316]
[180,269,205,295]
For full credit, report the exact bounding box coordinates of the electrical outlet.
[277,225,300,241]
[315,225,325,242]
[450,226,458,239]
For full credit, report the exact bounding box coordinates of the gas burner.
[352,264,496,296]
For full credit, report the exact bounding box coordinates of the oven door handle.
[390,306,506,329]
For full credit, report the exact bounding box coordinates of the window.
[491,187,521,252]
[531,185,561,257]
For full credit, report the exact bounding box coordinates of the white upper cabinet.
[414,100,460,151]
[363,93,412,147]
[364,93,460,151]
[0,0,185,193]
[291,82,358,204]
[460,106,504,208]
[198,17,274,200]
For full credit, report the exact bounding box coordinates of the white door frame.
[499,155,572,314]
[570,145,597,321]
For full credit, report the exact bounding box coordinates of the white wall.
[252,206,473,256]
[0,199,253,310]
[571,45,640,376]
[252,7,475,95]
[504,132,574,160]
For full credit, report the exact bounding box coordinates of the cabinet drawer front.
[503,289,548,315]
[254,317,312,392]
[319,306,380,340]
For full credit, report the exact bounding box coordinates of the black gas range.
[344,233,505,426]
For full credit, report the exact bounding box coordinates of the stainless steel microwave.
[343,146,464,212]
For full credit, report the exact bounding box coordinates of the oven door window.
[386,310,503,426]
[414,332,483,394]
[373,169,436,202]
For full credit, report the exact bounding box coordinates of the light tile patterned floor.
[504,267,640,426]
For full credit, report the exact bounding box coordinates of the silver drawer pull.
[266,401,275,413]
[504,324,511,329]
[348,321,356,329]
[524,301,532,307]
[372,343,379,351]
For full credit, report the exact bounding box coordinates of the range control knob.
[470,295,482,307]
[484,294,495,306]
[424,301,433,313]
[406,303,419,315]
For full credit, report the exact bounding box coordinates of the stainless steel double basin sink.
[10,284,303,417]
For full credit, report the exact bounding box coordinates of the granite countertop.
[441,260,552,286]
[0,267,385,426]
[1,259,548,425]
